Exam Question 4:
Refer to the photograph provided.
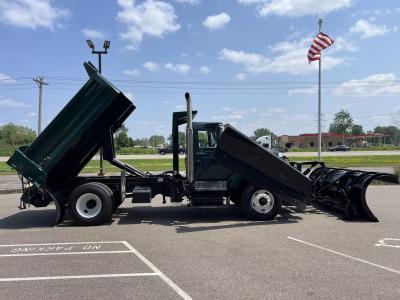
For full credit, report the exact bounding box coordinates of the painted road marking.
[375,238,400,248]
[287,237,400,275]
[0,250,132,257]
[0,241,125,247]
[123,241,192,300]
[0,241,129,256]
[0,241,192,300]
[0,273,160,282]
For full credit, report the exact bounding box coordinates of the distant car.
[329,145,351,152]
[158,147,185,155]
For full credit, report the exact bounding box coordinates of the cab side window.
[198,130,217,149]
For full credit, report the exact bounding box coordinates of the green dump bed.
[7,62,135,188]
[215,125,312,207]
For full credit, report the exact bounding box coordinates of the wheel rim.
[250,190,274,214]
[76,193,102,219]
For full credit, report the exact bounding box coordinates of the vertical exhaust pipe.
[185,92,194,183]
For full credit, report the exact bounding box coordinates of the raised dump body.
[215,125,312,209]
[7,62,135,189]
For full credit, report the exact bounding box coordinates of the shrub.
[116,147,158,155]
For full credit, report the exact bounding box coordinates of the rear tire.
[69,183,113,226]
[159,151,165,155]
[91,182,122,212]
[241,185,282,220]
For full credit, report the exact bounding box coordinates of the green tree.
[0,123,36,146]
[374,126,400,144]
[168,131,186,147]
[114,125,130,149]
[329,110,353,134]
[149,135,165,148]
[253,128,275,139]
[351,124,364,135]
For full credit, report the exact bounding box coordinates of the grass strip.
[0,156,399,176]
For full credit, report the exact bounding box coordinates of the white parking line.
[0,241,125,247]
[0,273,160,282]
[0,240,192,299]
[123,241,192,300]
[287,236,400,275]
[0,250,132,257]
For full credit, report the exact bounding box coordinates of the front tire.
[159,151,165,155]
[241,186,282,220]
[69,183,113,226]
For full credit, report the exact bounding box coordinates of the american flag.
[307,32,334,63]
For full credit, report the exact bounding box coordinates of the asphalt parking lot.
[0,185,399,299]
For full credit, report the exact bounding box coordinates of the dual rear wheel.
[69,183,114,226]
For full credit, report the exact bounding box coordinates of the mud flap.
[46,191,66,225]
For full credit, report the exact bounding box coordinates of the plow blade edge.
[311,168,399,222]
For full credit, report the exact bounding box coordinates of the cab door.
[193,124,231,181]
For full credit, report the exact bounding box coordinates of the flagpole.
[317,18,323,160]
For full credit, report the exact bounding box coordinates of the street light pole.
[86,39,110,176]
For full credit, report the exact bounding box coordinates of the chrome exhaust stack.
[185,92,194,183]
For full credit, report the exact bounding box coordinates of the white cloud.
[332,36,358,52]
[219,36,345,75]
[199,66,210,74]
[27,112,36,117]
[124,92,134,100]
[0,73,17,84]
[236,73,248,80]
[203,12,231,31]
[124,69,141,76]
[334,73,400,96]
[238,0,351,17]
[211,114,243,121]
[116,0,180,50]
[82,28,105,39]
[165,63,191,74]
[287,86,318,95]
[143,62,159,72]
[352,8,395,18]
[162,100,171,104]
[0,0,71,30]
[212,106,257,121]
[176,104,186,110]
[0,99,30,108]
[175,0,201,4]
[350,19,391,39]
[238,0,266,4]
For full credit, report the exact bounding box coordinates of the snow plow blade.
[310,167,399,222]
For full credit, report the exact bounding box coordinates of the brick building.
[278,132,389,149]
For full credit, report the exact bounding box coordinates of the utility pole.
[33,77,48,135]
[86,40,110,176]
[317,18,323,160]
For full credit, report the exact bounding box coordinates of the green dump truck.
[7,62,399,226]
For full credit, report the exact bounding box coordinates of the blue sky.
[0,0,399,139]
